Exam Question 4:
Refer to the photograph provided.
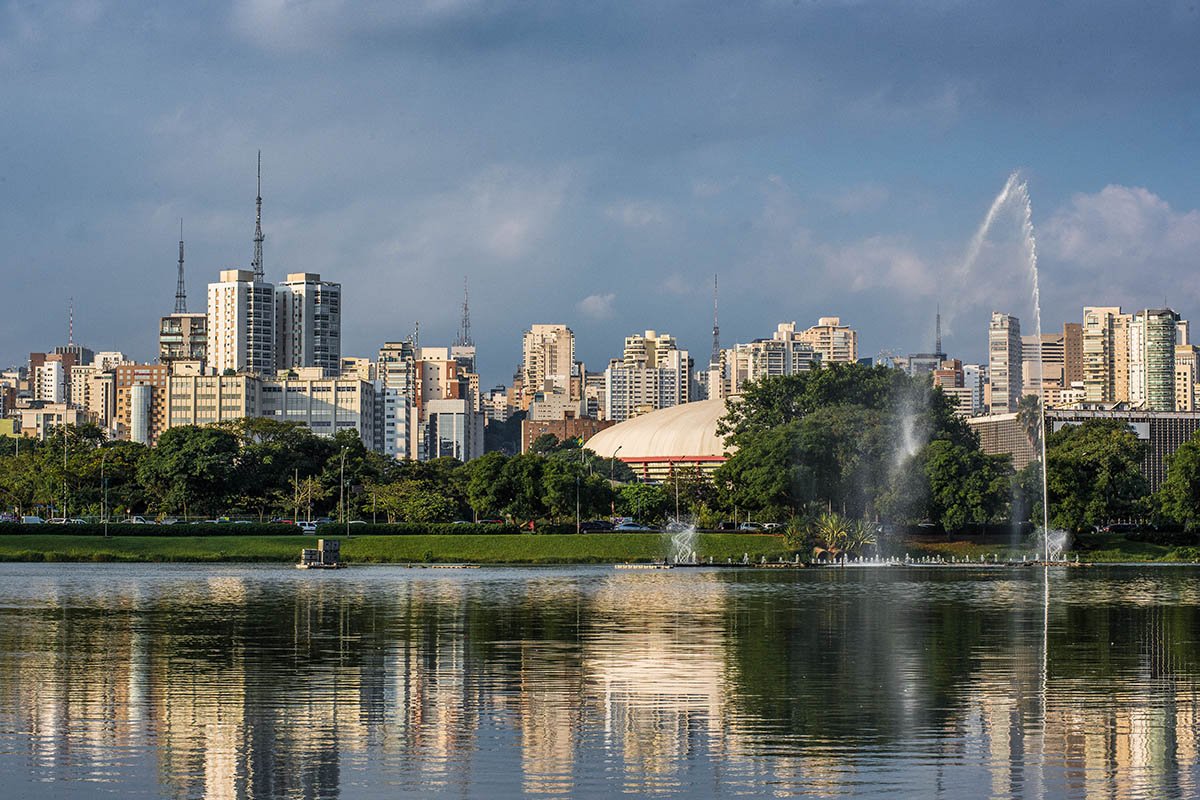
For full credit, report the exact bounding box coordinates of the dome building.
[585,398,734,482]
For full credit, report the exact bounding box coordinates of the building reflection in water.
[1,566,1200,798]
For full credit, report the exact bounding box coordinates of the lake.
[0,563,1198,798]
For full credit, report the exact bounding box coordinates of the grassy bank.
[0,533,792,565]
[902,533,1200,563]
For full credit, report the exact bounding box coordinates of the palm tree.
[1017,394,1043,453]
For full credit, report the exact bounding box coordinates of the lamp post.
[575,445,584,534]
[100,447,109,538]
[339,447,349,539]
[610,445,622,516]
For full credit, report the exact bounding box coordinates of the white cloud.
[832,183,890,213]
[576,292,616,320]
[605,200,666,229]
[817,236,936,295]
[1043,184,1200,268]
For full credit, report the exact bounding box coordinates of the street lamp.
[610,445,623,516]
[100,447,109,538]
[339,447,351,539]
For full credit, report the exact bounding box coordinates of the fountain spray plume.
[960,171,1054,560]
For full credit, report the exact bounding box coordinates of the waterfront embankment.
[0,533,792,564]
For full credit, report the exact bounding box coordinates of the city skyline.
[3,3,1200,387]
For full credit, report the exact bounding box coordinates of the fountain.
[663,519,699,564]
[960,172,1066,562]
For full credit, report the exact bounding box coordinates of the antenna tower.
[68,298,74,346]
[935,303,942,356]
[174,219,188,314]
[251,150,264,281]
[455,277,473,347]
[709,274,721,367]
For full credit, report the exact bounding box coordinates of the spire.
[709,274,721,368]
[455,276,473,347]
[251,150,264,281]
[935,302,942,356]
[67,298,74,346]
[174,218,188,314]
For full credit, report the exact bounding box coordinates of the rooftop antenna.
[251,150,264,281]
[174,218,188,314]
[455,276,473,347]
[935,302,942,356]
[414,320,420,352]
[68,298,74,346]
[710,274,720,368]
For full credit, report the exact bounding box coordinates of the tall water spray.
[962,173,1052,561]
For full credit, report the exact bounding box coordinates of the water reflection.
[0,565,1199,798]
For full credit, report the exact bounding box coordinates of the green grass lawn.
[0,533,792,565]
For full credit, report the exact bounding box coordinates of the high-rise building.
[726,323,821,395]
[1021,333,1065,396]
[1082,306,1132,403]
[1062,322,1084,386]
[603,331,691,423]
[1175,345,1200,412]
[1129,308,1182,412]
[34,360,66,403]
[798,316,858,364]
[275,273,342,373]
[423,398,484,461]
[520,324,575,410]
[115,363,170,444]
[987,312,1022,414]
[206,269,275,375]
[159,313,208,365]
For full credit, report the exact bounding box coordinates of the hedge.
[0,522,578,537]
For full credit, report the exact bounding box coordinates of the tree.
[616,483,671,525]
[1156,435,1200,529]
[138,426,241,516]
[463,452,512,520]
[923,440,1012,531]
[1045,420,1148,533]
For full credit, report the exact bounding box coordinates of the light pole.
[575,446,584,534]
[62,425,69,520]
[100,447,109,538]
[339,447,350,539]
[610,445,622,516]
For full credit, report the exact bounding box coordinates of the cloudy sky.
[3,1,1199,385]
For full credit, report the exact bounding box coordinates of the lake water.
[1,564,1199,799]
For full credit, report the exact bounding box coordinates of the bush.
[0,522,531,537]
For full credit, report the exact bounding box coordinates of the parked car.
[478,518,505,525]
[121,516,154,524]
[717,521,738,531]
[615,521,653,532]
[296,521,318,533]
[314,517,332,525]
[269,518,294,525]
[0,513,18,523]
[159,518,180,526]
[45,518,69,525]
[579,520,615,532]
[738,522,764,532]
[21,516,45,525]
[762,522,783,530]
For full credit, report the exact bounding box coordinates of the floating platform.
[403,563,481,569]
[615,563,674,570]
[296,562,344,570]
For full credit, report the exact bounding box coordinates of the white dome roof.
[585,399,734,459]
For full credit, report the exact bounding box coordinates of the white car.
[121,516,154,525]
[296,521,318,533]
[21,516,45,525]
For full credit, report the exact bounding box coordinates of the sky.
[2,1,1199,387]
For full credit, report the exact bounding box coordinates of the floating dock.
[298,539,344,569]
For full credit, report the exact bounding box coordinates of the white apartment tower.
[207,269,276,375]
[520,324,575,409]
[988,312,1022,414]
[275,272,342,373]
[604,331,692,423]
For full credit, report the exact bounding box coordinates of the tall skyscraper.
[275,272,342,373]
[987,312,1022,414]
[799,316,858,364]
[604,331,691,422]
[1129,308,1181,411]
[520,324,575,410]
[1082,306,1132,403]
[206,269,275,375]
[726,323,821,395]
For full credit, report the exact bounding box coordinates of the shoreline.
[0,532,1195,565]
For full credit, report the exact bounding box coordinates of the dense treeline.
[3,362,1200,536]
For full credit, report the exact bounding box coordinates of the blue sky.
[2,1,1199,386]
